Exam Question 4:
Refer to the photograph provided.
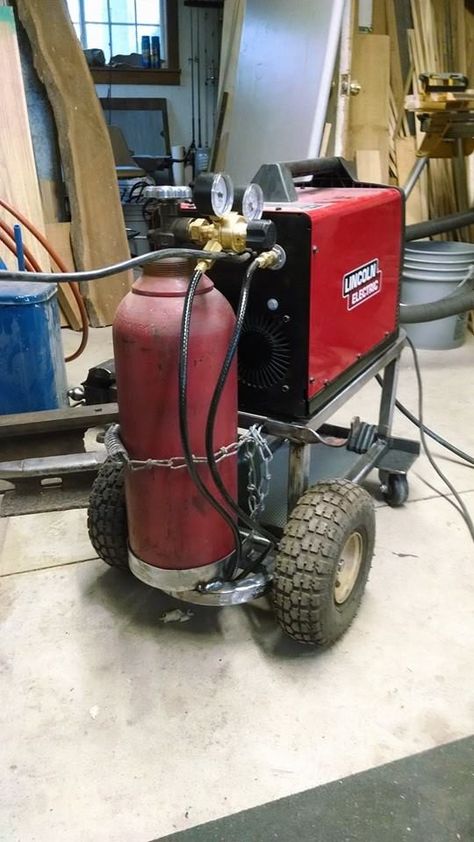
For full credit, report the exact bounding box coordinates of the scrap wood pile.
[383,0,473,236]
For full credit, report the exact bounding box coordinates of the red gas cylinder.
[113,258,237,574]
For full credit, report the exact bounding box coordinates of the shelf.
[91,67,181,86]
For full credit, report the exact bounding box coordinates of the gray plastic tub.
[401,241,474,350]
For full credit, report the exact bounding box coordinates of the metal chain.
[106,424,273,510]
[125,442,240,472]
[241,425,274,518]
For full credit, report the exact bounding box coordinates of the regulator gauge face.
[193,172,234,217]
[209,172,234,217]
[241,183,265,221]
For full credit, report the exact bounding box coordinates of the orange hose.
[0,198,89,361]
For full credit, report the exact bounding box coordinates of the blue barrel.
[0,282,68,414]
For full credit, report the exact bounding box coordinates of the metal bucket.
[401,241,474,350]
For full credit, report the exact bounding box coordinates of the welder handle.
[283,157,358,186]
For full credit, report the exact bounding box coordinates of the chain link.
[106,423,273,516]
[125,441,240,472]
[241,425,274,518]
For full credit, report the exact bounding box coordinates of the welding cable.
[0,248,250,284]
[0,199,89,361]
[406,335,474,543]
[178,266,243,570]
[205,258,277,555]
[375,373,474,468]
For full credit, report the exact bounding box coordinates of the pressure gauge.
[232,183,265,221]
[193,172,234,217]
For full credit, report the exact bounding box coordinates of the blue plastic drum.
[0,282,68,414]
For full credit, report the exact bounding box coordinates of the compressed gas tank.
[113,257,237,571]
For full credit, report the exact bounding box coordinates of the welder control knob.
[144,185,193,201]
[246,219,277,252]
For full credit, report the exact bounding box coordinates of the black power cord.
[205,258,278,557]
[376,373,474,468]
[405,336,474,543]
[178,267,242,571]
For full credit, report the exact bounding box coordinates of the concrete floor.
[1,328,473,841]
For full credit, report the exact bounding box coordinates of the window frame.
[74,0,180,86]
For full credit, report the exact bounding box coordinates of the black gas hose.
[178,267,243,571]
[0,247,250,283]
[205,258,278,555]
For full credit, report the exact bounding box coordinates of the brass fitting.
[187,212,248,254]
[195,239,223,273]
[255,244,287,271]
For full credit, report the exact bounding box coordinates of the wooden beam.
[16,0,132,327]
[348,34,391,182]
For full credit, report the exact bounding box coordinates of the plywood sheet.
[17,0,132,326]
[0,8,48,270]
[222,0,345,183]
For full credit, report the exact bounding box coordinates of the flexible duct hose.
[400,275,474,324]
[405,207,474,242]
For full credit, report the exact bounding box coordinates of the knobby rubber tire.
[87,459,129,570]
[272,479,375,646]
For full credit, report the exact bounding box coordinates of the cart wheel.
[87,459,129,570]
[381,472,409,508]
[272,479,375,646]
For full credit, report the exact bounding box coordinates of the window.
[68,0,164,64]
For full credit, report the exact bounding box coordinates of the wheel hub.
[334,531,363,604]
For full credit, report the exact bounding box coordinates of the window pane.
[111,24,138,58]
[84,0,109,22]
[136,0,160,25]
[85,23,111,59]
[108,0,136,24]
[66,0,80,22]
[137,23,160,41]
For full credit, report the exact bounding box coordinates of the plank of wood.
[0,8,49,270]
[45,221,82,331]
[212,0,246,170]
[348,34,390,182]
[40,179,63,223]
[395,136,429,225]
[356,149,383,183]
[16,0,132,327]
[385,0,404,111]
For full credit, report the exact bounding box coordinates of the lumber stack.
[365,0,473,237]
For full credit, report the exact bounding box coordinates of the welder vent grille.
[238,313,291,390]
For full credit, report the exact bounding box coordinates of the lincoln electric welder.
[85,158,419,647]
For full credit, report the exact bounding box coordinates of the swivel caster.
[380,472,409,508]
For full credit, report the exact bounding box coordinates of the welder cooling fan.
[238,312,291,390]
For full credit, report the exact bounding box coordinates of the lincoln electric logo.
[342,259,382,310]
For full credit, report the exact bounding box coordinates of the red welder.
[87,158,419,647]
